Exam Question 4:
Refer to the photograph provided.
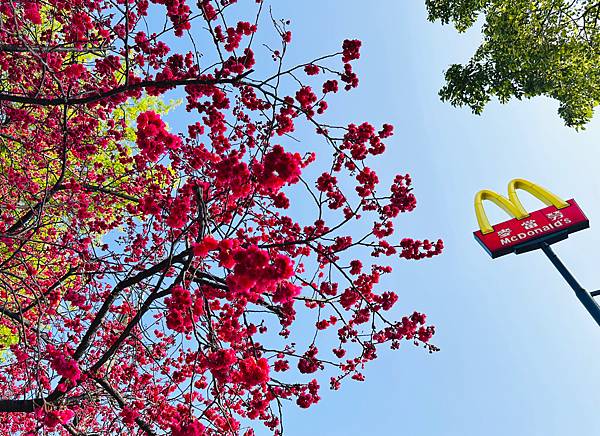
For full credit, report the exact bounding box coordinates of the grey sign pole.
[540,243,600,327]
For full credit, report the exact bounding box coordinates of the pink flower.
[23,2,42,24]
[136,111,181,162]
[192,236,219,257]
[272,281,301,304]
[237,357,270,386]
[304,64,320,75]
[40,409,75,429]
[47,346,81,383]
[172,420,206,436]
[342,39,362,63]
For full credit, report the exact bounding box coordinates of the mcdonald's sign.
[474,179,589,258]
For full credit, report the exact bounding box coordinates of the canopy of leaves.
[426,0,600,128]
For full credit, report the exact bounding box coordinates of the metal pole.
[541,243,600,327]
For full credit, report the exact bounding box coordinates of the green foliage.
[0,325,17,361]
[426,0,600,128]
[96,94,180,173]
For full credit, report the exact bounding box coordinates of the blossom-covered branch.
[0,1,442,435]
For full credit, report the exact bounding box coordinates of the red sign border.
[473,199,589,258]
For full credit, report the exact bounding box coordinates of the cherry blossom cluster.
[136,110,182,162]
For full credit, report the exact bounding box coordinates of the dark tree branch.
[0,70,254,107]
[0,399,44,412]
[71,247,192,362]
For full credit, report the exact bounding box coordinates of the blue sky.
[159,1,600,434]
[268,2,600,436]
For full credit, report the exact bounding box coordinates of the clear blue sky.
[272,2,600,436]
[163,1,600,434]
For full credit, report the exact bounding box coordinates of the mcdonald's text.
[474,199,589,258]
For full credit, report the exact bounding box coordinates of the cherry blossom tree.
[0,1,442,434]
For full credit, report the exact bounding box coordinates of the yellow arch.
[507,178,568,217]
[475,179,569,235]
[474,190,527,235]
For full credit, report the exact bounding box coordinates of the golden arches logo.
[475,179,569,234]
